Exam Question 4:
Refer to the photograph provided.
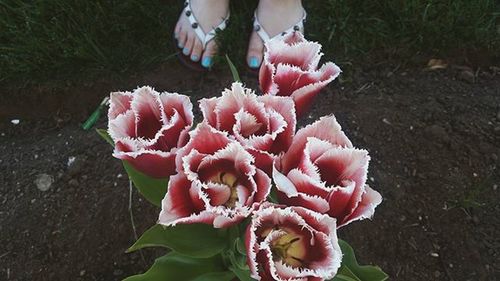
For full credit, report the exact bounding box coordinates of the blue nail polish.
[182,47,190,55]
[202,57,213,68]
[174,32,178,39]
[178,41,184,48]
[191,54,199,62]
[249,57,260,68]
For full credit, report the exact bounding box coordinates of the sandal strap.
[253,9,306,42]
[183,0,230,49]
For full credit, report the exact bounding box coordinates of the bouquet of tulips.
[99,33,387,281]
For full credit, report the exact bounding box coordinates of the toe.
[190,38,203,62]
[201,40,218,69]
[183,34,195,56]
[174,21,182,39]
[177,29,188,49]
[247,32,264,69]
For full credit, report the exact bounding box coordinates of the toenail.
[182,47,190,55]
[174,32,179,39]
[202,57,213,68]
[249,57,260,68]
[178,41,184,48]
[191,54,199,62]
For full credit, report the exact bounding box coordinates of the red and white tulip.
[200,82,296,174]
[107,86,193,178]
[273,116,382,227]
[158,123,271,228]
[259,32,341,118]
[246,204,342,281]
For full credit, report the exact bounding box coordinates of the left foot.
[246,0,305,69]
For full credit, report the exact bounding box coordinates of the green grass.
[1,0,499,85]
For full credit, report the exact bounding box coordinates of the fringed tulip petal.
[259,32,341,118]
[107,86,193,178]
[245,204,342,281]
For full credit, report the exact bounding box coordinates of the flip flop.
[247,8,307,73]
[175,0,230,71]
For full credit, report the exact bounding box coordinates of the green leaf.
[127,224,227,258]
[225,54,241,82]
[235,237,247,256]
[229,266,256,281]
[191,271,235,281]
[123,252,226,281]
[95,128,167,206]
[267,186,278,203]
[123,161,168,207]
[82,105,103,130]
[96,128,114,146]
[331,240,388,281]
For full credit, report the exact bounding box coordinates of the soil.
[1,60,499,281]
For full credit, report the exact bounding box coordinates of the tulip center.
[268,229,307,268]
[209,172,239,208]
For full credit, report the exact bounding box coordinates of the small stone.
[430,252,439,257]
[11,119,20,125]
[35,174,54,192]
[80,270,86,276]
[67,156,76,167]
[493,184,498,191]
[434,271,441,278]
[67,156,86,177]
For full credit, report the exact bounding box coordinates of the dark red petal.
[277,191,330,213]
[259,61,276,95]
[272,64,317,97]
[290,62,341,117]
[158,92,193,126]
[204,183,231,206]
[253,169,272,202]
[291,206,336,235]
[258,95,296,153]
[130,87,164,140]
[148,113,186,151]
[287,169,329,199]
[339,185,382,227]
[282,115,352,173]
[158,174,213,226]
[175,123,231,170]
[327,180,356,221]
[248,149,275,176]
[114,150,176,178]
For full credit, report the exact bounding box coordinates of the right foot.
[174,0,230,68]
[247,0,305,69]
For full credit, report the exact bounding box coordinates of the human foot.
[174,0,230,68]
[247,0,305,69]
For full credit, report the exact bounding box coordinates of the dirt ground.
[0,60,499,281]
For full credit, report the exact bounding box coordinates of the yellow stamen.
[208,172,239,207]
